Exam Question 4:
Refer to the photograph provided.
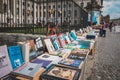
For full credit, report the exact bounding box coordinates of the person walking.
[109,21,114,32]
[102,21,107,37]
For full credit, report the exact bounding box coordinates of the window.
[3,3,7,12]
[23,2,25,6]
[43,11,45,17]
[53,5,55,8]
[28,20,29,23]
[49,5,51,9]
[44,6,46,9]
[74,4,77,7]
[16,0,19,4]
[23,9,25,15]
[16,8,19,14]
[64,10,66,17]
[31,11,34,16]
[69,3,71,7]
[48,12,51,17]
[27,3,30,7]
[63,4,66,8]
[74,20,77,24]
[36,12,38,17]
[58,4,60,8]
[17,19,19,24]
[74,10,77,17]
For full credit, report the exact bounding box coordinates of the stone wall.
[0,33,45,46]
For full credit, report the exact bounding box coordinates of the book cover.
[27,40,35,53]
[71,48,89,56]
[57,49,71,58]
[70,31,77,40]
[0,45,13,78]
[44,39,55,53]
[51,35,61,47]
[78,41,91,49]
[13,63,43,78]
[52,40,60,50]
[37,54,62,64]
[40,65,81,80]
[8,45,24,70]
[59,59,82,68]
[68,54,85,60]
[34,37,45,52]
[32,58,52,68]
[58,34,66,48]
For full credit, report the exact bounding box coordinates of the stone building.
[0,0,88,27]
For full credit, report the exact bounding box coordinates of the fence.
[0,0,89,35]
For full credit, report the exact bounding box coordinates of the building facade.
[0,0,88,27]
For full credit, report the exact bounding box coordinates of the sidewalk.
[85,29,120,80]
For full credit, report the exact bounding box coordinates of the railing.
[0,0,89,35]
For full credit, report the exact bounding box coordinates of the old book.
[68,54,85,60]
[1,75,20,80]
[57,49,71,59]
[58,34,66,48]
[34,37,45,53]
[70,30,77,40]
[27,40,35,53]
[59,59,82,68]
[17,42,30,62]
[27,39,40,61]
[44,39,55,54]
[31,58,52,68]
[40,64,81,80]
[0,45,12,78]
[52,39,60,50]
[12,62,44,80]
[78,40,91,49]
[71,48,89,56]
[37,54,62,64]
[8,45,24,70]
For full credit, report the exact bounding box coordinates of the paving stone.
[86,29,120,80]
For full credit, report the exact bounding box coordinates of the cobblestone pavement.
[86,29,120,80]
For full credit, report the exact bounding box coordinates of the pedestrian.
[99,23,103,37]
[109,21,114,32]
[102,21,107,37]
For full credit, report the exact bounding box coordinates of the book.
[37,54,62,64]
[44,39,55,54]
[52,40,60,50]
[71,48,89,56]
[58,34,66,48]
[68,54,85,60]
[70,31,77,40]
[27,40,35,53]
[31,58,52,68]
[78,41,91,49]
[12,62,44,79]
[57,49,71,59]
[8,45,24,70]
[59,59,82,68]
[0,45,12,78]
[40,64,81,80]
[2,75,20,80]
[17,42,30,62]
[34,37,45,52]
